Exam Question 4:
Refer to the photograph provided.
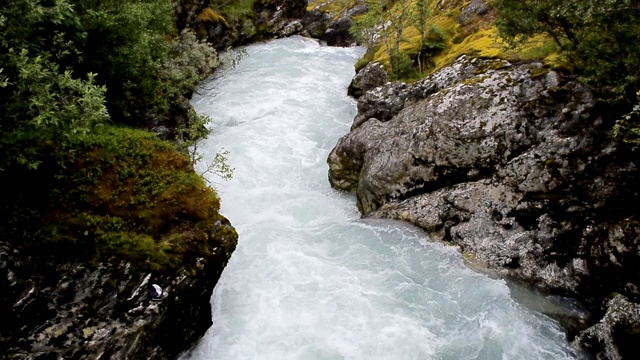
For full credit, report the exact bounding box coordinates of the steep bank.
[328,56,640,358]
[1,128,238,358]
[0,1,241,357]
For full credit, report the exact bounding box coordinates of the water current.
[185,36,576,360]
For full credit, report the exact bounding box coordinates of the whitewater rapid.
[185,36,576,360]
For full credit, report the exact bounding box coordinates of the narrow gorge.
[183,36,581,359]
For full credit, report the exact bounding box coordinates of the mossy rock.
[1,126,235,272]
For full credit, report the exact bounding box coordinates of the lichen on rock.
[328,55,640,358]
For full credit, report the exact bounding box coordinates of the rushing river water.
[185,36,576,360]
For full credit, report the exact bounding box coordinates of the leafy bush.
[0,1,234,268]
[350,0,445,80]
[614,91,640,149]
[494,0,640,150]
[493,0,640,93]
[0,0,221,170]
[0,1,109,170]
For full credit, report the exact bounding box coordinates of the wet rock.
[177,0,309,49]
[347,62,389,98]
[302,9,332,39]
[574,295,640,360]
[306,0,367,47]
[322,17,355,47]
[459,0,489,25]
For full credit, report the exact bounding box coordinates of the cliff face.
[328,56,640,358]
[0,226,236,359]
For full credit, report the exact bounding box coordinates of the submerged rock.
[328,55,640,358]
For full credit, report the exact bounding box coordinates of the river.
[185,36,576,360]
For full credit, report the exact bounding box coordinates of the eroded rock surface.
[0,219,237,359]
[328,55,640,358]
[574,294,640,359]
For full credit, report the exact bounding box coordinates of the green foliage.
[73,0,187,123]
[0,0,221,170]
[0,1,235,268]
[160,29,220,99]
[213,0,255,24]
[0,0,105,169]
[614,91,640,149]
[391,51,420,80]
[350,1,384,58]
[350,0,445,79]
[0,126,229,270]
[178,109,235,183]
[494,0,640,150]
[493,0,640,92]
[61,127,225,270]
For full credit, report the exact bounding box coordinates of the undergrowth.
[0,126,236,271]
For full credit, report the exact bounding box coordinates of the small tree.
[409,0,445,73]
[493,0,640,92]
[384,0,413,77]
[350,0,384,61]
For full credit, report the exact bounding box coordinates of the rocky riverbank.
[328,57,640,359]
[1,129,238,359]
[1,219,236,359]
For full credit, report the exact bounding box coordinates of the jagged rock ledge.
[1,130,239,358]
[328,56,640,358]
[1,216,236,359]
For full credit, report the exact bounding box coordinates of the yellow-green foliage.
[198,7,230,27]
[365,0,562,77]
[433,28,502,70]
[46,127,236,271]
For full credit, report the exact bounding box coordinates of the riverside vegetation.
[347,0,640,134]
[0,0,235,267]
[2,0,640,358]
[0,0,312,357]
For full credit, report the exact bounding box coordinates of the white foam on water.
[184,36,576,360]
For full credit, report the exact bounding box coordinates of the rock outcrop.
[328,55,640,358]
[177,0,309,49]
[0,218,237,359]
[347,62,389,98]
[0,129,239,359]
[304,1,367,47]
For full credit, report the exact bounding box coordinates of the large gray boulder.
[328,55,640,358]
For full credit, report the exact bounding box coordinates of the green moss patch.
[2,127,235,272]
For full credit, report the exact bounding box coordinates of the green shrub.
[493,0,640,92]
